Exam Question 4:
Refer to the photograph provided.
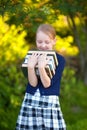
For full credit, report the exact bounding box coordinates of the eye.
[45,40,50,44]
[37,40,42,44]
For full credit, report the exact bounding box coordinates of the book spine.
[47,54,58,66]
[47,60,55,75]
[35,65,53,79]
[48,56,56,70]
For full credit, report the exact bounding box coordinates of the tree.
[48,0,87,85]
[0,0,56,44]
[1,0,87,84]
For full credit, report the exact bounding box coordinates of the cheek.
[36,43,41,50]
[36,42,39,47]
[48,44,53,48]
[37,44,41,48]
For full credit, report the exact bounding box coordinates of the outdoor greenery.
[0,0,87,130]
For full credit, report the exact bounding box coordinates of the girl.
[15,24,66,130]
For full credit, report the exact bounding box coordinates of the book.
[21,50,58,79]
[22,64,53,79]
[27,50,58,66]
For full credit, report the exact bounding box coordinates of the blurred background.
[0,0,87,130]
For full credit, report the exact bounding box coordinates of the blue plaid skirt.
[15,89,66,130]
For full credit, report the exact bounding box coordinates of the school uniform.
[15,53,66,130]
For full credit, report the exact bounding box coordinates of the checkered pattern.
[15,89,66,130]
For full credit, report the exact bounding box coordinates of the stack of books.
[21,50,58,79]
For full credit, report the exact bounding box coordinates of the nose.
[42,43,46,48]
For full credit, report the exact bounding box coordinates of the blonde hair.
[36,24,56,39]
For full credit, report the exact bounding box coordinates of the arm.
[51,53,66,85]
[38,53,51,88]
[28,53,38,87]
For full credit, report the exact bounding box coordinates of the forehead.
[36,31,51,40]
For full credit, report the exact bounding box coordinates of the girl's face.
[36,31,56,51]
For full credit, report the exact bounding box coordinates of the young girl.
[15,24,66,130]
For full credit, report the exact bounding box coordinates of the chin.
[38,49,50,51]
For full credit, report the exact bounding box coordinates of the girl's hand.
[38,53,49,68]
[28,53,39,68]
[38,53,51,88]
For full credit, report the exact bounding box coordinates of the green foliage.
[0,0,58,44]
[60,67,87,129]
[0,72,25,130]
[0,63,27,129]
[0,1,87,129]
[67,119,87,130]
[51,0,87,16]
[0,16,29,130]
